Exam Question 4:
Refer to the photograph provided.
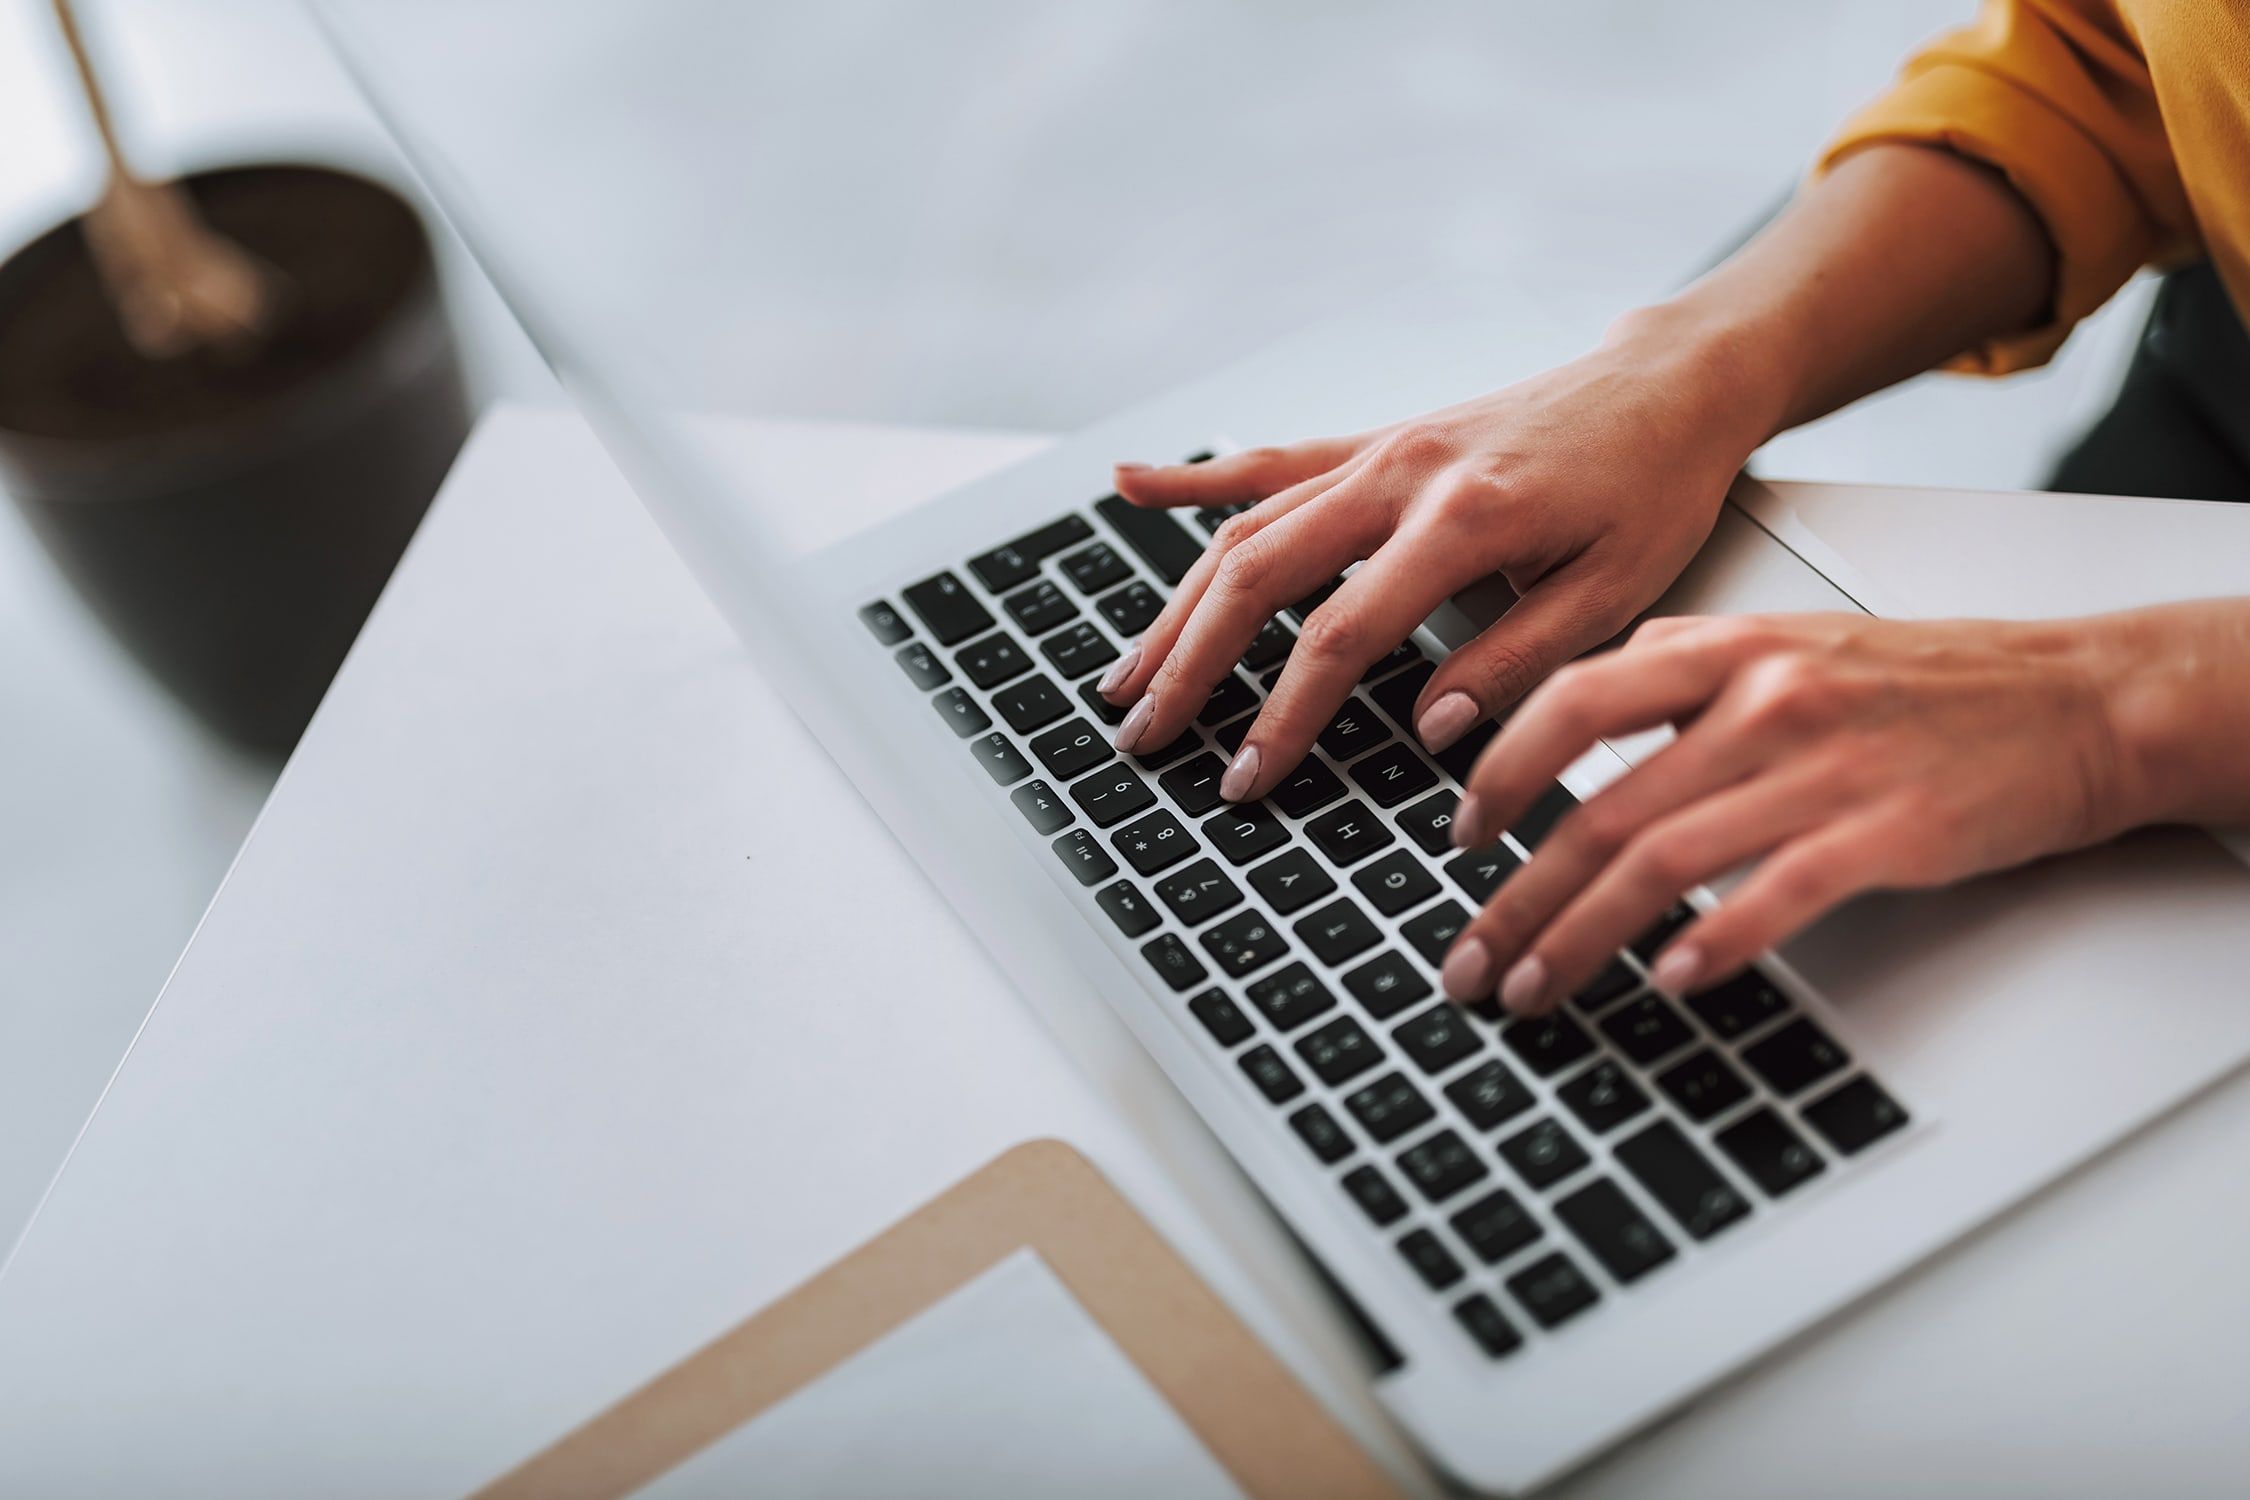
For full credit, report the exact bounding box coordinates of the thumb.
[1411,556,1625,750]
[1113,435,1363,510]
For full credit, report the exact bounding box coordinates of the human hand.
[1097,329,1777,801]
[1439,611,2167,1013]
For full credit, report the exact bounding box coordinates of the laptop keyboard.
[858,462,1909,1364]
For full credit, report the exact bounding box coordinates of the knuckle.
[1211,538,1274,598]
[1623,828,1700,894]
[1738,651,1839,730]
[1472,633,1552,707]
[1209,510,1262,552]
[1376,421,1455,471]
[1564,796,1636,860]
[1295,604,1366,664]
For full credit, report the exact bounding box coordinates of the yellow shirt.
[1820,0,2249,372]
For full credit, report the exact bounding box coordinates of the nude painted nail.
[1450,793,1484,849]
[1115,695,1157,753]
[1441,936,1494,1001]
[1417,691,1480,752]
[1113,461,1151,475]
[1098,644,1141,700]
[1219,744,1261,801]
[1652,944,1702,995]
[1500,954,1549,1013]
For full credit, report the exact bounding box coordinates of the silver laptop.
[326,8,2250,1491]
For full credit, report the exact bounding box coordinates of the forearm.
[2090,600,2250,830]
[1605,143,2057,443]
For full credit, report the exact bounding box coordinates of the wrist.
[2065,604,2250,832]
[1599,297,1802,460]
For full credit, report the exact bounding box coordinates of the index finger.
[1115,437,1364,510]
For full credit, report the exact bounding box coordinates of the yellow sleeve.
[1816,0,2196,372]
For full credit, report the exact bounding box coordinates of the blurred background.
[0,0,2153,1246]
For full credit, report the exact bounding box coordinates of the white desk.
[6,404,2250,1498]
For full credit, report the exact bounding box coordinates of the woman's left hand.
[1441,610,2166,1013]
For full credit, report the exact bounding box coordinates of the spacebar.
[1095,495,1204,587]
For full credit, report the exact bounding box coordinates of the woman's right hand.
[1098,314,1782,803]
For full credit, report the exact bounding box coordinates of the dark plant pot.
[0,162,470,755]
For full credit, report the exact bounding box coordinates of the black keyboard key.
[1400,901,1470,970]
[1238,1043,1304,1104]
[1141,932,1210,993]
[1296,1016,1383,1087]
[1655,1048,1753,1123]
[1397,790,1463,856]
[1154,858,1243,926]
[1445,1059,1535,1132]
[1510,782,1577,851]
[1069,764,1155,828]
[1204,803,1290,865]
[1569,956,1642,1014]
[1303,800,1394,867]
[1450,1187,1543,1266]
[1615,1120,1752,1240]
[1270,758,1347,820]
[1501,1010,1596,1076]
[1398,1229,1465,1291]
[1244,963,1335,1032]
[1600,994,1697,1066]
[1112,809,1195,876]
[1714,1107,1826,1197]
[901,571,994,645]
[1214,716,1259,754]
[1556,1060,1652,1134]
[1741,1017,1851,1097]
[1197,672,1259,727]
[1247,848,1336,915]
[1129,727,1203,773]
[1258,664,1287,691]
[1344,1071,1435,1144]
[1316,698,1392,762]
[1010,779,1072,835]
[1288,1103,1354,1164]
[1432,718,1499,786]
[1187,988,1255,1048]
[1443,842,1521,904]
[1555,1180,1675,1285]
[1193,504,1237,535]
[1201,909,1289,979]
[858,599,911,644]
[1285,576,1345,624]
[1040,623,1119,679]
[1343,1164,1409,1227]
[991,674,1069,733]
[1361,639,1427,684]
[1499,1117,1591,1191]
[1295,897,1381,966]
[1356,651,1423,720]
[1096,580,1164,637]
[1343,950,1432,1020]
[1453,1294,1523,1359]
[968,514,1095,592]
[894,640,951,689]
[1802,1075,1910,1155]
[1095,879,1159,937]
[1240,618,1296,672]
[1060,540,1132,595]
[931,688,991,738]
[1029,717,1112,779]
[1052,829,1117,886]
[1684,968,1791,1040]
[1628,903,1696,963]
[1095,493,1203,586]
[969,732,1032,785]
[1397,1129,1489,1204]
[1506,1252,1601,1329]
[1394,1004,1484,1076]
[1002,580,1079,636]
[1078,677,1128,726]
[1349,743,1439,808]
[1159,753,1231,817]
[1352,849,1440,917]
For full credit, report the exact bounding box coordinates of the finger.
[1229,522,1486,800]
[1650,809,1903,994]
[1487,765,1848,1014]
[1113,436,1364,510]
[1409,553,1634,758]
[1121,484,1393,758]
[1098,459,1358,706]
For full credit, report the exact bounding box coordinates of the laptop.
[322,10,2250,1492]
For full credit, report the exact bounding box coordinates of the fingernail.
[1116,695,1157,753]
[1416,691,1480,752]
[1652,944,1702,995]
[1450,793,1483,849]
[1441,936,1494,1001]
[1114,461,1151,475]
[1219,744,1261,801]
[1500,954,1548,1013]
[1097,644,1141,701]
